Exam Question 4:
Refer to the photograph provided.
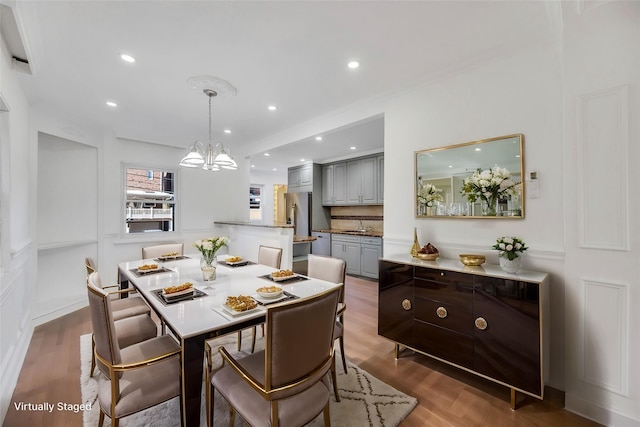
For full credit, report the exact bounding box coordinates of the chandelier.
[179,77,238,171]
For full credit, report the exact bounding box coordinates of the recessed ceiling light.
[300,158,305,162]
[347,61,360,69]
[273,168,277,171]
[268,105,277,111]
[315,136,323,141]
[448,165,453,168]
[251,164,255,168]
[120,53,135,63]
[350,146,356,150]
[224,129,231,134]
[475,148,481,151]
[106,101,117,107]
[264,153,270,156]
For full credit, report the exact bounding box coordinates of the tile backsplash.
[330,206,383,232]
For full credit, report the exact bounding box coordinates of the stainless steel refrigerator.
[284,192,312,237]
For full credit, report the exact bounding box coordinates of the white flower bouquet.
[460,165,520,214]
[492,236,528,260]
[417,182,444,207]
[194,237,228,263]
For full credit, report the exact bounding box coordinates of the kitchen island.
[214,221,295,269]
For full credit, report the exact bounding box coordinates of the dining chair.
[87,273,182,427]
[307,254,347,402]
[207,286,341,427]
[238,245,284,352]
[86,266,153,374]
[141,242,184,260]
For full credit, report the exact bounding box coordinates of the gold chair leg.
[98,411,104,427]
[90,335,96,375]
[205,360,212,427]
[251,326,257,353]
[330,356,340,402]
[324,402,331,426]
[237,330,243,351]
[229,407,236,427]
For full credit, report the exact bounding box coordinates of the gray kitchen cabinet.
[288,163,313,193]
[322,163,347,205]
[377,155,384,203]
[332,234,382,279]
[346,157,377,204]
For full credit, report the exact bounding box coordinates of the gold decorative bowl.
[416,252,439,261]
[459,254,486,266]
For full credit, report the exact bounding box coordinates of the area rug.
[80,333,417,427]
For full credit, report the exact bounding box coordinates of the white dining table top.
[118,256,341,339]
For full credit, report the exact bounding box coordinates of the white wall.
[0,30,36,422]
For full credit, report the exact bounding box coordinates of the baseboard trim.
[566,393,640,427]
[33,299,88,327]
[0,323,33,424]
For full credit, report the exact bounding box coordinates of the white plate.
[270,274,298,282]
[157,255,180,261]
[137,265,161,273]
[252,293,288,304]
[225,258,246,265]
[222,304,260,317]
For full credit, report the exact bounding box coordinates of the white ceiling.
[10,1,556,172]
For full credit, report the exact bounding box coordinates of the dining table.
[117,255,341,427]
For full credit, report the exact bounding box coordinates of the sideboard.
[378,254,549,408]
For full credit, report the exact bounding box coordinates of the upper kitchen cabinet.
[322,162,347,205]
[288,163,313,193]
[322,154,383,206]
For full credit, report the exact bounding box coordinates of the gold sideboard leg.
[510,388,517,410]
[394,343,400,359]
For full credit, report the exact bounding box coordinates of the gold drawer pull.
[401,299,412,311]
[436,306,448,318]
[475,317,488,331]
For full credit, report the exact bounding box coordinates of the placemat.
[154,255,190,262]
[258,274,309,284]
[151,288,208,306]
[129,267,173,277]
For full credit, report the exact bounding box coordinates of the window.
[124,166,176,234]
[249,185,263,221]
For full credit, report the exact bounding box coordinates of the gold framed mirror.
[415,134,524,219]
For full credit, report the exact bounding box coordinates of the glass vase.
[481,196,498,216]
[499,256,522,274]
[200,255,217,281]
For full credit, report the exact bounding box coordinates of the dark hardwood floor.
[3,275,602,427]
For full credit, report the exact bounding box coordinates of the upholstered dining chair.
[141,242,184,260]
[87,272,182,427]
[85,264,153,374]
[237,245,284,352]
[307,254,347,402]
[207,286,341,427]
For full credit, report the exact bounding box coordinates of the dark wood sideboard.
[378,254,549,408]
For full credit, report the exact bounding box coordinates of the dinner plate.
[252,293,289,305]
[225,259,247,266]
[222,304,260,317]
[162,287,194,298]
[157,255,180,261]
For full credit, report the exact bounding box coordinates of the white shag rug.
[80,332,417,427]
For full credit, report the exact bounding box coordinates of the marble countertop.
[312,229,383,238]
[215,221,294,229]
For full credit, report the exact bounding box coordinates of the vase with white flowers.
[417,182,443,215]
[194,236,228,281]
[492,236,528,273]
[460,165,520,216]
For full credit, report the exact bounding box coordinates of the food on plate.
[271,269,294,278]
[163,282,193,295]
[138,263,159,271]
[257,285,282,294]
[225,295,257,312]
[226,256,243,263]
[418,243,438,255]
[161,251,179,257]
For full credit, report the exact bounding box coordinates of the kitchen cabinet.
[288,163,313,193]
[378,255,548,407]
[332,234,382,279]
[322,154,383,206]
[347,157,377,204]
[321,163,346,205]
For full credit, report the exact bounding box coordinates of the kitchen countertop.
[312,229,383,238]
[293,235,317,243]
[215,221,294,229]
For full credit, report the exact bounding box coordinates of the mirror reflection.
[415,134,524,218]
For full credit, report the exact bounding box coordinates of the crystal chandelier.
[179,77,237,171]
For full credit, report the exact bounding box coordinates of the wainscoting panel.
[579,278,629,396]
[577,85,629,251]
